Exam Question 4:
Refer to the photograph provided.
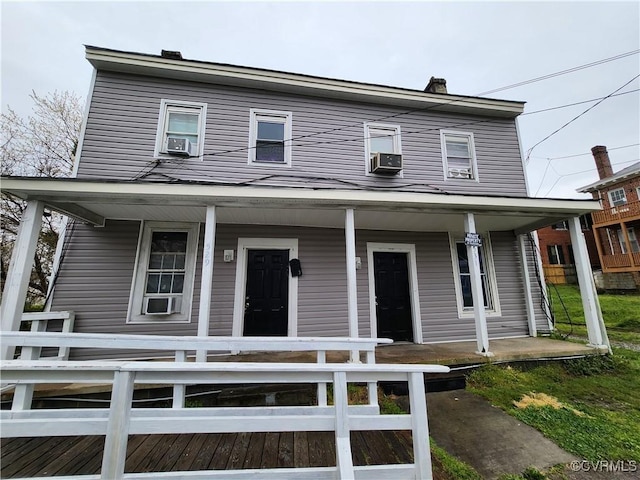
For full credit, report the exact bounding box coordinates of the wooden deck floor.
[1,431,414,478]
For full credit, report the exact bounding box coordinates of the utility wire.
[541,159,639,197]
[521,89,639,116]
[525,74,640,164]
[477,49,640,96]
[531,143,640,161]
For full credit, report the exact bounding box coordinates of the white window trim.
[547,244,564,265]
[617,227,639,254]
[366,243,422,344]
[154,99,207,159]
[232,238,299,337]
[440,130,479,182]
[363,122,403,177]
[248,109,293,167]
[448,233,501,318]
[608,187,627,207]
[127,221,200,324]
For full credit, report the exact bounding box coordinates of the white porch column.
[463,213,491,356]
[1,200,45,360]
[518,234,537,337]
[196,205,216,362]
[345,208,359,362]
[568,216,608,349]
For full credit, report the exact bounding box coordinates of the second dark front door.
[243,249,289,336]
[373,252,414,342]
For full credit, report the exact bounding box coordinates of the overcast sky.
[2,1,639,198]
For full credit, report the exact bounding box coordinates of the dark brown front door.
[373,252,414,342]
[243,249,289,336]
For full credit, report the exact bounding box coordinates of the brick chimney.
[591,145,613,179]
[425,77,447,94]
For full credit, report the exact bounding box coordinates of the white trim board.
[232,238,299,337]
[366,242,423,344]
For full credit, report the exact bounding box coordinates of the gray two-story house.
[1,46,609,359]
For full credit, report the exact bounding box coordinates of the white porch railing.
[2,331,391,412]
[19,311,75,360]
[1,360,449,480]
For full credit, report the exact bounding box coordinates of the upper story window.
[440,130,478,181]
[128,222,199,323]
[608,187,627,207]
[249,109,292,166]
[155,100,207,158]
[364,123,402,175]
[552,221,568,230]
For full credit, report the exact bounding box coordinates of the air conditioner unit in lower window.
[166,137,195,156]
[448,167,472,179]
[371,153,402,174]
[144,296,174,315]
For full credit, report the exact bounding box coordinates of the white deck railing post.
[408,371,433,479]
[366,350,378,407]
[196,205,217,362]
[345,208,360,363]
[333,370,355,479]
[317,350,327,406]
[101,369,135,480]
[173,350,187,408]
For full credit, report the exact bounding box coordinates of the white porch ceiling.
[2,177,601,234]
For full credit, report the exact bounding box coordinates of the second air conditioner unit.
[371,153,402,174]
[166,137,195,156]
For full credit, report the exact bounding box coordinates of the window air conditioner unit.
[371,153,402,174]
[448,167,472,179]
[167,137,195,156]
[144,296,174,315]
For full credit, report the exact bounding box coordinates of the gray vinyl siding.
[77,71,528,197]
[53,221,534,360]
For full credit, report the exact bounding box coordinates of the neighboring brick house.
[578,146,640,290]
[537,214,599,284]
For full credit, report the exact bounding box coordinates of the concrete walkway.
[426,389,576,479]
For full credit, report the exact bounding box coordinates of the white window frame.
[366,242,423,344]
[617,227,640,254]
[248,109,293,167]
[232,238,299,337]
[608,187,627,207]
[547,244,565,265]
[440,130,479,182]
[448,233,501,318]
[154,99,207,159]
[127,221,200,324]
[364,123,402,176]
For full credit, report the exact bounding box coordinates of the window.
[617,227,640,254]
[449,234,500,316]
[608,188,627,207]
[580,215,593,230]
[155,100,207,158]
[364,123,402,174]
[547,245,565,265]
[128,222,199,323]
[441,131,478,180]
[552,221,568,230]
[249,109,292,166]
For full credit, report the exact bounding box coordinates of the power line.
[477,49,640,96]
[525,74,640,163]
[539,159,640,197]
[548,143,640,161]
[195,53,640,161]
[521,89,639,116]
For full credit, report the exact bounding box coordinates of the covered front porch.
[1,176,610,360]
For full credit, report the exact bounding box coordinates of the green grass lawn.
[548,284,640,344]
[467,285,640,470]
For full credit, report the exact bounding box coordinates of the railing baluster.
[366,350,378,407]
[333,370,355,479]
[173,350,187,408]
[101,369,134,480]
[408,371,433,480]
[317,350,327,406]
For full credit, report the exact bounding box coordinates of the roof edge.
[84,45,525,118]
